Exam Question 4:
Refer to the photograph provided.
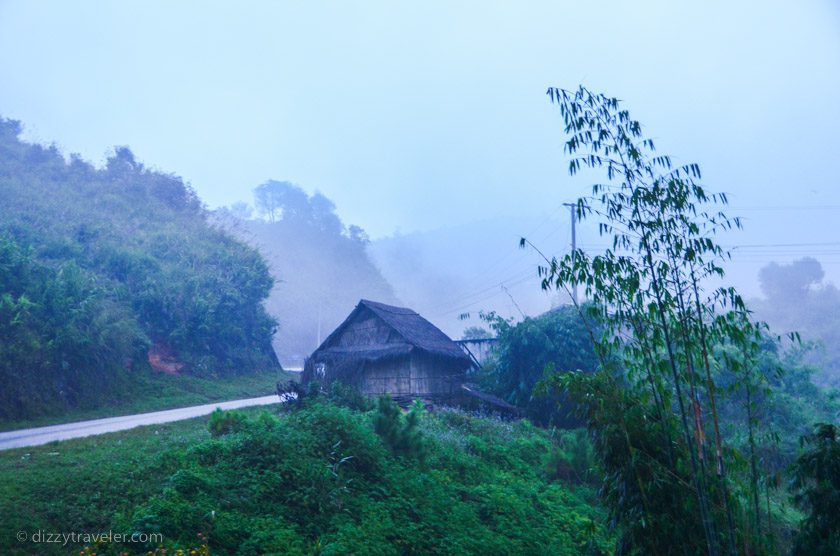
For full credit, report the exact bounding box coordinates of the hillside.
[0,118,279,420]
[0,399,612,555]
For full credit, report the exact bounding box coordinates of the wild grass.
[0,407,278,556]
[0,399,611,555]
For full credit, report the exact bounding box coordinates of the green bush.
[0,234,147,418]
[207,409,249,437]
[373,396,427,461]
[328,381,375,411]
[0,117,279,419]
[108,402,613,555]
[790,423,840,555]
[544,429,597,484]
[477,306,599,427]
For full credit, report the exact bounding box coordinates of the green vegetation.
[480,300,838,552]
[521,86,840,554]
[0,401,612,555]
[481,308,838,471]
[0,407,224,556]
[475,306,599,427]
[0,118,279,421]
[790,424,840,555]
[2,88,839,555]
[715,343,839,473]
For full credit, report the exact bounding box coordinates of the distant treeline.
[751,257,840,388]
[216,180,398,365]
[0,118,278,419]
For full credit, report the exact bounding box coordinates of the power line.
[730,241,840,248]
[434,272,542,318]
[426,209,840,321]
[453,207,562,291]
[563,202,577,304]
[428,266,538,315]
[730,205,840,211]
[424,207,565,314]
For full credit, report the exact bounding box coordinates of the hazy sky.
[1,1,839,293]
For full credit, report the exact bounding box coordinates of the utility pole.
[562,202,578,305]
[316,301,322,347]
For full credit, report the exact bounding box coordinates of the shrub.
[374,396,427,462]
[208,409,249,437]
[328,381,374,411]
[477,306,599,427]
[790,423,840,555]
[103,400,613,555]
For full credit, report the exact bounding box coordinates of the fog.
[1,1,838,361]
[4,5,840,549]
[750,258,840,387]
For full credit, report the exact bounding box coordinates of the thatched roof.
[360,300,469,360]
[312,299,470,364]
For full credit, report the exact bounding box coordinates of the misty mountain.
[215,181,398,367]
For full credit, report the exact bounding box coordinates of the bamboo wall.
[315,309,467,400]
[359,355,465,398]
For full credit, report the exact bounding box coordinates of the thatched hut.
[302,300,472,403]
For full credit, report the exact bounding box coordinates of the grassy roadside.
[0,368,294,432]
[0,405,281,556]
[0,399,612,555]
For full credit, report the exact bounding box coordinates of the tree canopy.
[216,181,398,364]
[0,117,279,419]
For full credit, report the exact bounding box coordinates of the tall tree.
[254,180,293,222]
[530,86,775,555]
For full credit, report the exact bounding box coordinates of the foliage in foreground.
[56,401,612,555]
[529,85,840,555]
[0,415,211,556]
[480,303,838,470]
[480,295,839,551]
[789,423,840,555]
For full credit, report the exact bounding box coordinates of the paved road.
[0,395,280,451]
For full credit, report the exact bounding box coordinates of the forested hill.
[0,118,278,420]
[215,181,399,366]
